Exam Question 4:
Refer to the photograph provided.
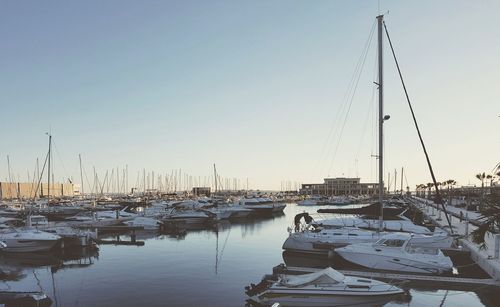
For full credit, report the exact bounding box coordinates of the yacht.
[296,196,328,206]
[162,209,214,226]
[239,198,286,215]
[282,226,453,255]
[335,233,453,274]
[123,217,163,230]
[313,214,433,234]
[0,227,61,252]
[246,267,403,306]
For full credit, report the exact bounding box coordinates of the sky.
[0,0,499,191]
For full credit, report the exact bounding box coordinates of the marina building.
[300,177,379,196]
[0,182,75,199]
[192,187,211,196]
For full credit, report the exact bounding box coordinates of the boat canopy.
[282,267,345,287]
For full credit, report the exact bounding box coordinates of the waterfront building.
[300,177,379,196]
[0,182,74,199]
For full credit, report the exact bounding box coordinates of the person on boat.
[294,212,314,231]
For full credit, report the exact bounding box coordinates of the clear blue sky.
[1,1,499,191]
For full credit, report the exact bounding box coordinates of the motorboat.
[162,209,214,226]
[0,227,61,252]
[282,226,453,255]
[335,233,453,275]
[65,211,133,227]
[26,215,96,247]
[297,196,328,206]
[327,196,353,206]
[239,198,286,216]
[201,207,232,220]
[246,267,403,306]
[123,217,163,230]
[223,205,253,219]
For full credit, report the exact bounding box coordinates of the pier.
[272,264,500,288]
[409,197,500,281]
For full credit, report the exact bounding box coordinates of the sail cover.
[282,267,345,287]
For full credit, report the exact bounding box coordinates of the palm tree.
[426,182,433,199]
[476,172,486,189]
[445,179,456,204]
[471,192,500,249]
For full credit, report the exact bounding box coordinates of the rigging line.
[383,21,453,233]
[52,139,70,182]
[354,74,377,160]
[322,21,376,175]
[31,150,49,200]
[310,20,376,180]
[404,169,410,189]
[327,22,376,175]
[82,165,94,195]
[356,42,378,161]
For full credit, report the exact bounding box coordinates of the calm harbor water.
[0,203,497,306]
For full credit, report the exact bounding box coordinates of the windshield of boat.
[405,244,440,255]
[375,238,406,247]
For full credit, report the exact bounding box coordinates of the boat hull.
[0,239,59,253]
[336,249,451,274]
[253,288,402,307]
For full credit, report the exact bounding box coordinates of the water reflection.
[0,248,97,306]
[0,204,498,306]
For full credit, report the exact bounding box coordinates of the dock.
[273,264,500,288]
[410,197,500,281]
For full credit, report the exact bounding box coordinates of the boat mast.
[47,133,52,203]
[79,154,84,196]
[213,163,218,194]
[377,14,384,232]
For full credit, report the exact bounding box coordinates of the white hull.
[250,268,403,307]
[0,229,61,252]
[335,234,453,275]
[283,229,452,254]
[318,217,432,234]
[0,239,59,252]
[254,290,401,307]
[336,248,451,274]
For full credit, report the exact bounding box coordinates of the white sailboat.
[283,14,454,258]
[282,226,452,255]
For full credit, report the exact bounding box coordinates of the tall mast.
[79,154,84,195]
[400,167,404,195]
[213,164,218,194]
[377,15,384,231]
[47,133,52,203]
[7,155,12,200]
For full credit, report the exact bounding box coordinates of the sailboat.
[283,14,454,259]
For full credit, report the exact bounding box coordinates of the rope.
[310,20,376,181]
[382,21,454,234]
[52,139,70,183]
[327,21,377,176]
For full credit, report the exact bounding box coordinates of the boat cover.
[282,267,345,287]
